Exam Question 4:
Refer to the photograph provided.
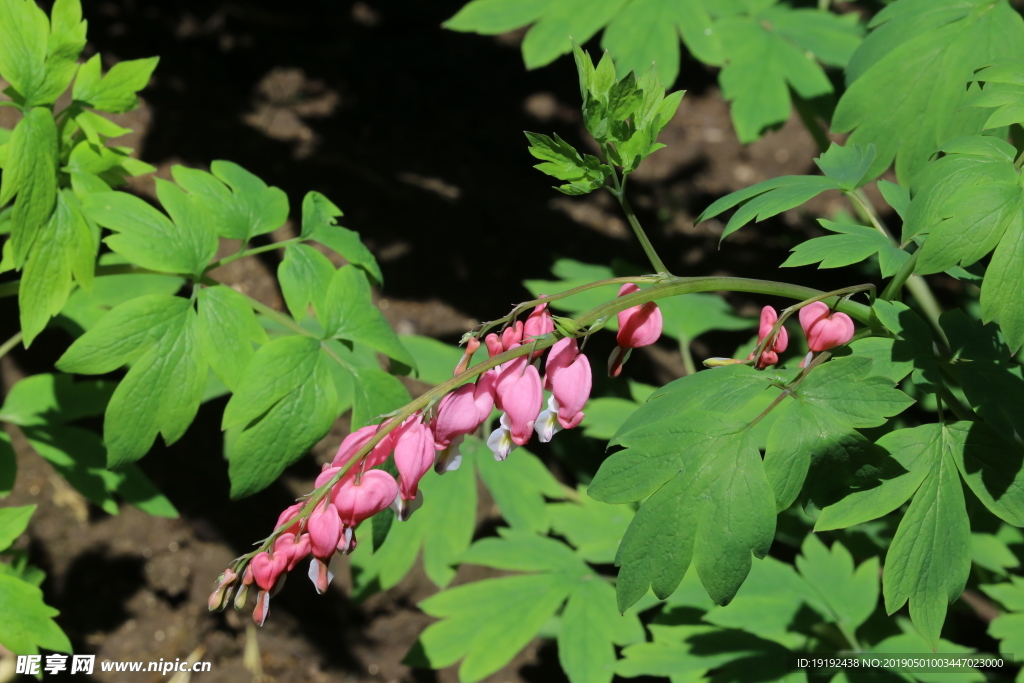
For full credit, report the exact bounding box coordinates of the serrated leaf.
[171,162,288,241]
[883,440,970,649]
[414,573,578,682]
[547,486,635,564]
[19,190,95,345]
[221,335,321,430]
[968,61,1024,129]
[593,414,775,609]
[814,143,876,192]
[763,399,880,513]
[318,266,413,367]
[99,303,206,466]
[0,505,35,552]
[703,555,826,648]
[834,0,1024,184]
[462,531,587,574]
[277,243,334,323]
[525,131,609,195]
[717,5,862,143]
[559,577,645,683]
[473,437,566,533]
[82,190,217,277]
[782,220,907,276]
[0,574,72,655]
[303,191,383,285]
[196,286,267,392]
[72,54,159,113]
[791,356,913,428]
[697,175,842,242]
[350,364,410,429]
[797,535,879,634]
[0,107,58,268]
[226,347,337,498]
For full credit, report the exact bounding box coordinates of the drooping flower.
[799,301,855,353]
[747,306,789,369]
[330,425,395,471]
[431,371,496,474]
[542,337,591,430]
[493,355,543,445]
[332,469,400,528]
[306,500,343,594]
[393,419,435,514]
[250,550,289,626]
[609,283,663,377]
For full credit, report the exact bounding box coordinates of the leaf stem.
[0,331,23,361]
[879,250,918,301]
[602,143,672,275]
[206,237,302,272]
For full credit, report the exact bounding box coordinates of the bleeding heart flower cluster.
[212,288,667,626]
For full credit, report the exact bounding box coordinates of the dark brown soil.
[0,1,912,682]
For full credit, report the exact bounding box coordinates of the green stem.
[601,143,671,275]
[847,189,896,243]
[679,333,697,376]
[237,275,877,564]
[206,237,302,272]
[199,275,318,340]
[879,250,918,301]
[0,331,23,360]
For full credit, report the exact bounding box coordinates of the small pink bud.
[394,419,436,501]
[747,306,789,369]
[332,469,400,528]
[453,337,481,375]
[799,302,855,353]
[524,300,554,359]
[485,333,503,357]
[501,321,525,351]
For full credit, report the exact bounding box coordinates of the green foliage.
[834,0,1024,184]
[0,505,72,656]
[170,162,288,242]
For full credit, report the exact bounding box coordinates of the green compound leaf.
[942,309,1024,439]
[717,4,862,143]
[524,131,611,195]
[0,107,58,268]
[303,190,383,286]
[56,295,207,466]
[318,265,414,367]
[475,438,567,534]
[196,286,268,392]
[547,486,635,564]
[0,0,49,103]
[814,142,877,192]
[972,533,1020,576]
[592,413,775,610]
[0,505,36,552]
[170,162,288,242]
[945,422,1024,527]
[782,219,909,277]
[697,175,843,242]
[834,0,1024,184]
[19,190,95,345]
[883,438,970,650]
[558,576,646,683]
[967,60,1024,129]
[0,374,113,427]
[870,300,941,393]
[72,53,159,114]
[762,399,880,514]
[349,364,410,429]
[790,356,913,429]
[702,555,827,649]
[796,535,880,635]
[278,243,334,323]
[226,344,338,498]
[0,573,72,656]
[82,189,218,278]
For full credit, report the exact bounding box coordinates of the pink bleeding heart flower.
[487,412,518,461]
[393,419,436,515]
[747,306,789,369]
[331,425,396,471]
[250,550,289,626]
[274,502,305,535]
[493,355,543,446]
[485,322,525,357]
[273,532,310,572]
[799,301,855,353]
[537,337,592,441]
[609,284,663,377]
[332,469,400,528]
[306,500,343,594]
[431,370,496,474]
